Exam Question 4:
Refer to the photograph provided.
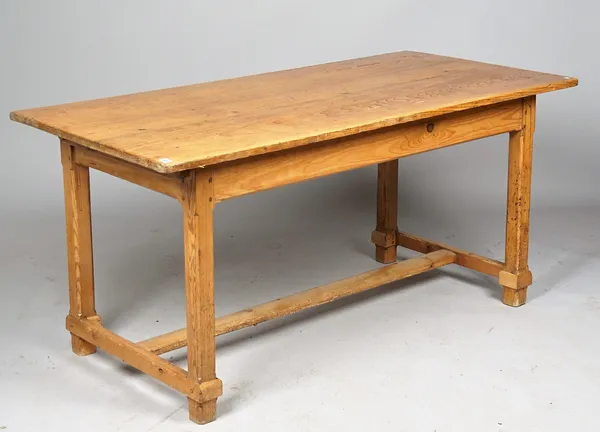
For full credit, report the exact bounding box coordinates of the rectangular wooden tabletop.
[10,51,577,173]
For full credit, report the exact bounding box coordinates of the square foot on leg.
[71,334,96,356]
[189,398,217,425]
[371,229,397,264]
[375,245,397,264]
[499,269,531,307]
[502,287,527,307]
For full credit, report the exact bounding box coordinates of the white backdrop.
[1,2,598,431]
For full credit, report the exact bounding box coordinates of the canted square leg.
[61,141,97,355]
[502,97,536,307]
[182,169,219,424]
[372,160,399,264]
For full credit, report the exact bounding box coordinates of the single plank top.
[11,51,577,173]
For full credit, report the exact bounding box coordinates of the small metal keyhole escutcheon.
[426,123,434,133]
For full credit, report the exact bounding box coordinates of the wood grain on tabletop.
[10,51,577,173]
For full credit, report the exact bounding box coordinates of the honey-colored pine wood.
[373,160,399,263]
[396,231,505,276]
[65,315,223,403]
[10,52,578,426]
[182,169,218,424]
[137,249,457,355]
[137,327,190,356]
[61,140,97,355]
[74,146,184,200]
[211,101,522,201]
[212,250,455,334]
[11,52,577,173]
[502,96,536,306]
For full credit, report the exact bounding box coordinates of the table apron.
[211,99,523,202]
[72,144,185,201]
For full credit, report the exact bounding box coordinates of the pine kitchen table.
[10,51,578,424]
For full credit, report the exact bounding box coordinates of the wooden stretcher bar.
[65,315,223,403]
[138,249,457,355]
[395,231,505,276]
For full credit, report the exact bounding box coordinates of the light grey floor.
[1,168,599,432]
